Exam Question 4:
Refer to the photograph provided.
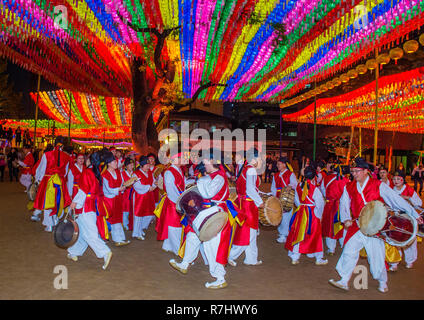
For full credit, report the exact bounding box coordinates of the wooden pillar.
[67,91,72,140]
[346,126,355,165]
[33,74,41,148]
[373,48,379,165]
[313,80,317,161]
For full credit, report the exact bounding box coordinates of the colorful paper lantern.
[366,59,378,70]
[347,69,359,79]
[376,53,390,65]
[389,48,404,64]
[356,64,368,75]
[403,40,419,53]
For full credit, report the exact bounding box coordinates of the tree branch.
[173,82,227,111]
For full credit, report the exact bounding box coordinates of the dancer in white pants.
[271,157,297,243]
[170,153,233,289]
[67,152,112,270]
[329,157,422,293]
[132,156,157,240]
[387,171,423,271]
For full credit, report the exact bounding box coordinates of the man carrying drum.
[329,157,423,293]
[271,157,297,244]
[387,170,423,271]
[170,149,236,289]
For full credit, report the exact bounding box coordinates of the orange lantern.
[389,48,404,64]
[376,53,390,65]
[403,40,419,53]
[332,77,342,86]
[340,73,350,83]
[356,64,368,74]
[419,34,424,46]
[366,59,378,70]
[347,69,359,79]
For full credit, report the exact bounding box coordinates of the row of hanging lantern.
[280,35,424,109]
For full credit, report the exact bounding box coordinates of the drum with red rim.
[176,186,228,242]
[359,200,417,247]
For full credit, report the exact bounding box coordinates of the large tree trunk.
[131,58,160,155]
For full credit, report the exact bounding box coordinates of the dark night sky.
[6,61,58,119]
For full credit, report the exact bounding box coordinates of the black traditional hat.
[138,155,149,166]
[351,157,370,170]
[102,149,115,165]
[304,165,316,180]
[124,157,134,167]
[278,156,293,172]
[54,135,66,146]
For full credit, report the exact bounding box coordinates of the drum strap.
[235,162,246,181]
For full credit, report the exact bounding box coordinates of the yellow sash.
[44,174,65,217]
[154,193,167,218]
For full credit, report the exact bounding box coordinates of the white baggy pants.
[162,226,182,256]
[228,228,259,265]
[277,209,293,237]
[132,215,155,238]
[110,223,126,243]
[336,230,387,286]
[67,211,111,259]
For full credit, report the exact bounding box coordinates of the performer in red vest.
[147,153,160,205]
[101,149,130,247]
[231,151,246,184]
[131,156,157,240]
[271,157,298,244]
[66,154,86,213]
[378,166,394,188]
[30,144,53,222]
[18,144,35,192]
[67,151,112,270]
[329,158,422,293]
[314,160,327,187]
[121,157,135,231]
[228,148,263,266]
[34,136,71,232]
[170,151,241,289]
[155,152,186,255]
[115,149,125,170]
[285,166,327,265]
[320,164,349,255]
[387,171,423,271]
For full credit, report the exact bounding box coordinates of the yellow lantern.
[356,64,368,75]
[320,84,328,92]
[327,81,335,89]
[347,69,359,79]
[376,53,390,65]
[403,40,419,53]
[419,34,424,46]
[389,47,404,64]
[340,73,350,83]
[366,59,378,70]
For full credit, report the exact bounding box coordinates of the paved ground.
[1,180,424,300]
